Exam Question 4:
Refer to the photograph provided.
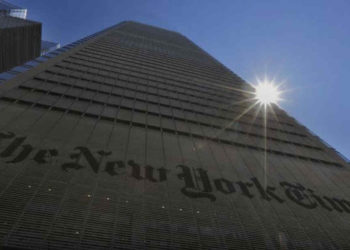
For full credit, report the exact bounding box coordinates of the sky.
[10,0,350,160]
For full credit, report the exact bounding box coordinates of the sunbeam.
[252,77,284,190]
[211,75,287,192]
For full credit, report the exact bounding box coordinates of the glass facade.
[0,0,27,19]
[0,21,348,249]
[41,40,61,56]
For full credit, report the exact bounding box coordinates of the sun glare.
[254,80,281,105]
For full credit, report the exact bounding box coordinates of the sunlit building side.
[41,40,61,56]
[0,0,27,19]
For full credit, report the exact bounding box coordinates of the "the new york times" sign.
[1,131,349,214]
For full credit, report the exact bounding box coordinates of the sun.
[254,80,281,105]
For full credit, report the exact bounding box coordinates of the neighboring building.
[0,21,349,249]
[0,0,60,62]
[0,15,41,73]
[0,0,27,19]
[41,40,61,55]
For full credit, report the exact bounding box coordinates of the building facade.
[0,15,41,73]
[0,0,27,19]
[40,40,61,56]
[0,21,349,249]
[0,0,61,66]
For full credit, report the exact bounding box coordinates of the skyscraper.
[0,21,349,249]
[0,15,41,73]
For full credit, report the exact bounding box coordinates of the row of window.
[98,33,226,73]
[55,60,293,127]
[113,29,201,56]
[77,46,241,101]
[118,23,199,50]
[109,31,215,67]
[87,39,235,85]
[2,80,335,165]
[88,38,239,88]
[39,67,304,137]
[15,80,317,150]
[0,90,341,168]
[57,60,295,129]
[65,54,247,108]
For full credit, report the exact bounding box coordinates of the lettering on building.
[1,131,349,214]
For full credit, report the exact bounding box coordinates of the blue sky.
[11,0,350,160]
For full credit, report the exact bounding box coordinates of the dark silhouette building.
[0,21,349,249]
[0,0,60,69]
[0,15,41,73]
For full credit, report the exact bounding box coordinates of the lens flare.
[254,80,281,105]
[213,75,287,191]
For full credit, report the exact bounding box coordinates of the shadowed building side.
[0,16,41,73]
[0,21,348,249]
